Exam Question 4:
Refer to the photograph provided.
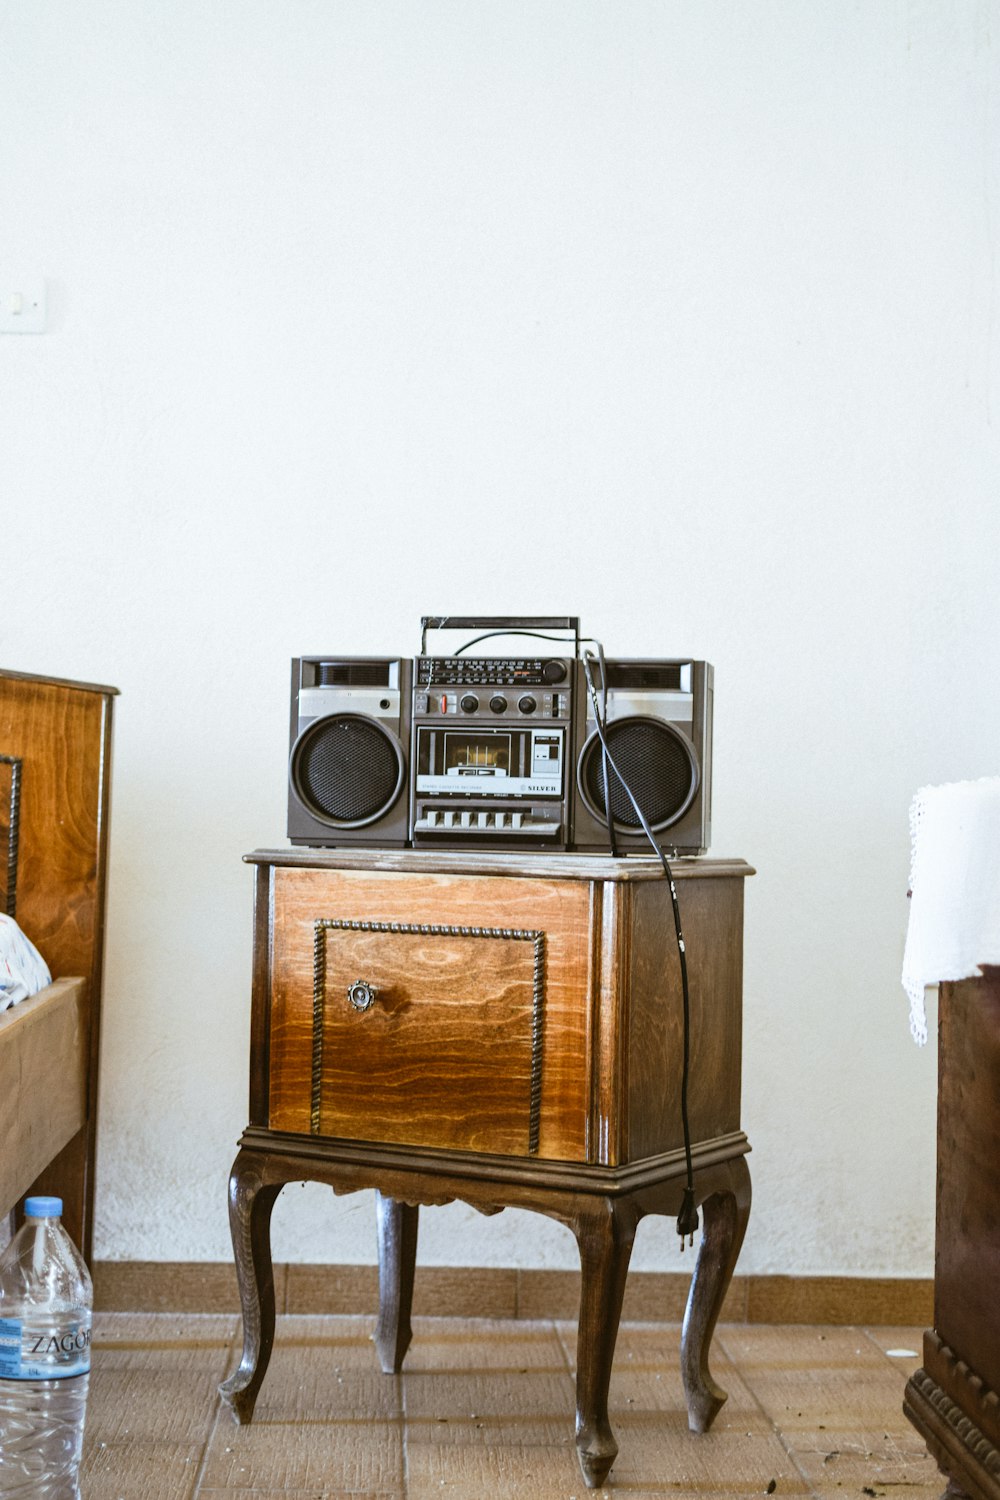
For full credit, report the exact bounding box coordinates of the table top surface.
[246,847,755,882]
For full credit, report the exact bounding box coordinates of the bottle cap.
[24,1196,63,1218]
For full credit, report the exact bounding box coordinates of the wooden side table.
[904,967,1000,1500]
[219,848,753,1488]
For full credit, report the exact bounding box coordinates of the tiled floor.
[80,1314,944,1499]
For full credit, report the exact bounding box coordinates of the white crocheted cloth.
[902,777,1000,1044]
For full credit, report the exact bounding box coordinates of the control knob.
[460,694,479,713]
[542,660,567,684]
[489,694,508,714]
[517,695,537,715]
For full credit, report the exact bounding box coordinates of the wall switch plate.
[0,280,47,333]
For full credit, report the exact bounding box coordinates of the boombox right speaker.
[572,659,713,855]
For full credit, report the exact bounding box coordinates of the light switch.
[0,280,47,333]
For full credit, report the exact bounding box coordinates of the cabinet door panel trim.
[311,918,546,1153]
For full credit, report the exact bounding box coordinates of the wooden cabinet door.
[314,921,542,1154]
[267,868,592,1160]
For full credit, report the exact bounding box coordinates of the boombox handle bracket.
[419,616,581,657]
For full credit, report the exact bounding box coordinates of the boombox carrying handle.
[420,616,581,656]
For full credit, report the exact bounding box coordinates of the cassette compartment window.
[415,725,565,797]
[444,732,511,777]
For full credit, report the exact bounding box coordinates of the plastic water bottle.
[0,1197,93,1498]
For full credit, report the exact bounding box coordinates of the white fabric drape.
[902,777,1000,1044]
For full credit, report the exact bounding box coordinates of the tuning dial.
[489,694,508,714]
[517,694,537,715]
[460,694,479,713]
[542,660,567,684]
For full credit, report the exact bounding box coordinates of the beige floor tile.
[72,1313,954,1499]
[85,1359,228,1447]
[218,1347,404,1425]
[199,1416,405,1494]
[92,1310,239,1346]
[714,1325,940,1498]
[787,1426,943,1497]
[403,1437,582,1499]
[80,1440,206,1499]
[400,1320,575,1449]
[201,1314,406,1492]
[252,1312,389,1359]
[402,1315,570,1373]
[608,1322,761,1415]
[82,1314,238,1498]
[554,1317,767,1449]
[599,1416,814,1497]
[218,1310,406,1426]
[715,1325,913,1424]
[403,1370,576,1448]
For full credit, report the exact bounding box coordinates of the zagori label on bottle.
[0,1315,92,1380]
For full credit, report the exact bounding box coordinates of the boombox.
[287,619,713,855]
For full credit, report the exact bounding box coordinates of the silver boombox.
[287,617,712,854]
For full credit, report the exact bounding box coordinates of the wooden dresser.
[904,966,1000,1500]
[220,847,753,1488]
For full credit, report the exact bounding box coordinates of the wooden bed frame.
[0,669,117,1263]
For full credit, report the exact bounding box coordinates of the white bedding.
[0,912,52,1013]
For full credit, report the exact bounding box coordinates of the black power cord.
[582,648,699,1248]
[451,629,602,656]
[442,625,699,1247]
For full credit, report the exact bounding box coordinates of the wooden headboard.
[0,669,117,1262]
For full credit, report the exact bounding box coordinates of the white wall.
[2,1,997,1276]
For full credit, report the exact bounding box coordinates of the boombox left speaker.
[288,657,412,847]
[571,658,713,856]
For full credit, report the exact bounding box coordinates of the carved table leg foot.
[373,1191,419,1374]
[218,1151,283,1424]
[681,1156,752,1433]
[572,1198,639,1488]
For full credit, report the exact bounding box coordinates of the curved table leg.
[681,1155,752,1432]
[218,1150,283,1424]
[374,1191,419,1374]
[572,1197,639,1489]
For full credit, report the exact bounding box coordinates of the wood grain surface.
[316,923,538,1154]
[904,967,1000,1499]
[267,867,592,1160]
[248,846,754,883]
[625,874,745,1160]
[260,859,751,1168]
[0,670,116,1255]
[0,976,87,1210]
[933,970,1000,1402]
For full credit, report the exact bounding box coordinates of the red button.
[441,694,448,713]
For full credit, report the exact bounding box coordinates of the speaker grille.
[580,717,697,831]
[293,715,403,827]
